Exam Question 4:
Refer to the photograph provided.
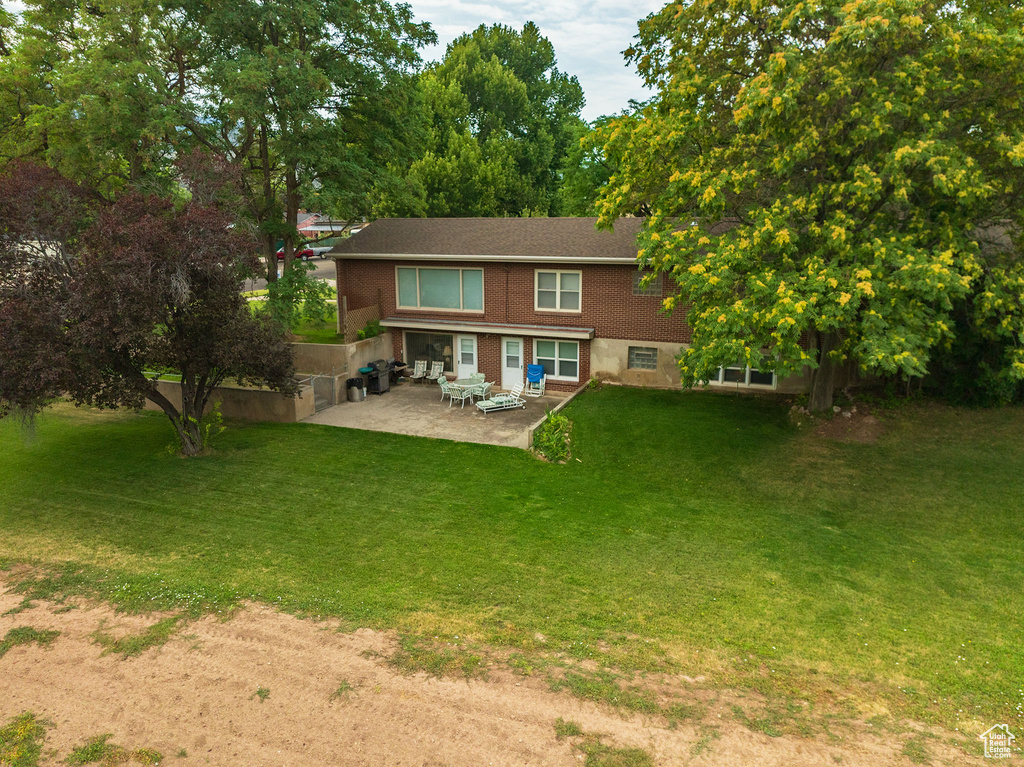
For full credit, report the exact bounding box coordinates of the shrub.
[533,409,571,463]
[357,319,382,341]
[265,262,332,331]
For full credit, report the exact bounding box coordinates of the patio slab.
[302,380,565,449]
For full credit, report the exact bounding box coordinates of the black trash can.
[346,377,364,403]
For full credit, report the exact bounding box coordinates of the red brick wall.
[340,259,662,392]
[336,259,690,343]
[389,329,588,393]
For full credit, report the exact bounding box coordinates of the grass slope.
[1,389,1021,731]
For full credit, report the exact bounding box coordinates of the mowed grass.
[1,388,1022,732]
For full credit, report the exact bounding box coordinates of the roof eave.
[331,252,639,265]
[380,317,595,340]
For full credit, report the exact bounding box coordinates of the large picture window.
[397,267,483,312]
[535,270,581,312]
[405,332,454,373]
[534,339,579,381]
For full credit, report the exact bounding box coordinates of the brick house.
[330,217,799,393]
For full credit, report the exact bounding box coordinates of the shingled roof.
[329,217,645,263]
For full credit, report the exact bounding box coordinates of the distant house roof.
[329,217,645,264]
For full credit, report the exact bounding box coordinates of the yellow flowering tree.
[597,0,1024,411]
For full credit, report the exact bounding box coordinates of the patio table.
[450,379,489,401]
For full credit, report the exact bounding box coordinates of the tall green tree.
[0,0,202,197]
[376,22,587,217]
[557,116,617,216]
[195,0,433,277]
[597,0,1024,410]
[0,0,434,280]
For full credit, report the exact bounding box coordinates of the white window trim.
[533,338,580,382]
[704,364,777,389]
[534,269,582,313]
[395,265,484,314]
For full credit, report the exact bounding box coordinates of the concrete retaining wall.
[291,334,392,375]
[291,343,349,377]
[290,334,393,404]
[144,379,315,423]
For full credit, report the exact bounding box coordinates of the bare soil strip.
[0,580,980,765]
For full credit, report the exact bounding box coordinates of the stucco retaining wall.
[144,379,315,423]
[291,334,392,376]
[291,343,349,377]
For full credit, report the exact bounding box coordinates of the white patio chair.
[425,361,444,382]
[471,381,493,401]
[408,359,427,383]
[476,383,526,414]
[448,383,475,409]
[437,375,452,402]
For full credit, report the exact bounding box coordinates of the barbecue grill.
[366,359,390,395]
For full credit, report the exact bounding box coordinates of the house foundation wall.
[591,338,815,393]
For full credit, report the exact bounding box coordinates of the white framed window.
[534,339,579,381]
[397,266,483,312]
[628,346,658,370]
[705,362,776,388]
[632,271,662,297]
[535,270,581,312]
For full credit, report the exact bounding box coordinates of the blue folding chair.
[525,364,546,397]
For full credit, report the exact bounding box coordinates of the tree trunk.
[259,123,278,284]
[284,166,299,274]
[146,386,204,457]
[808,330,841,412]
[171,414,204,457]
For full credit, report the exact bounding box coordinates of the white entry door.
[457,335,478,378]
[502,337,523,390]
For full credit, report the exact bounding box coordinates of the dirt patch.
[0,579,982,766]
[790,403,885,444]
[814,411,883,443]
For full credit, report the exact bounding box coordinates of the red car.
[276,247,316,261]
[276,246,331,262]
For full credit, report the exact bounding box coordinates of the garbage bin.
[346,377,364,403]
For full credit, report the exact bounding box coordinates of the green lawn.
[290,307,344,344]
[1,389,1022,734]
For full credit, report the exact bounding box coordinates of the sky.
[1,0,665,122]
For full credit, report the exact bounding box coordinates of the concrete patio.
[302,379,566,448]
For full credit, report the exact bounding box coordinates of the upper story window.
[535,270,581,312]
[632,271,663,296]
[397,267,483,312]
